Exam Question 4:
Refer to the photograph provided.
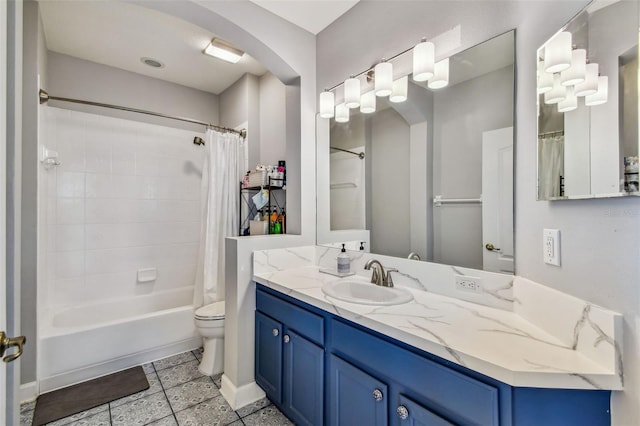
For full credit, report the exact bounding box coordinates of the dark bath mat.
[32,366,149,426]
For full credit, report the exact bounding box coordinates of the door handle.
[0,331,26,363]
[485,243,501,252]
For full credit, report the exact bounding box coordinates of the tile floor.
[20,349,293,426]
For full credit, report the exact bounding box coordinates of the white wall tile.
[54,250,85,279]
[56,198,85,224]
[55,225,85,252]
[56,125,86,172]
[85,136,112,174]
[57,172,85,198]
[112,138,136,174]
[85,173,112,198]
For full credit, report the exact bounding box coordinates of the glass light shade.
[574,63,599,97]
[544,31,572,73]
[585,76,608,106]
[335,103,349,123]
[428,58,449,89]
[412,40,435,82]
[344,77,361,109]
[389,76,408,103]
[557,86,577,112]
[537,61,554,94]
[360,91,376,114]
[560,49,586,86]
[374,62,393,97]
[319,91,335,118]
[544,74,567,104]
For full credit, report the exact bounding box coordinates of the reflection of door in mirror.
[537,1,639,200]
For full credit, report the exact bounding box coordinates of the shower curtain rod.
[330,146,365,159]
[39,89,246,138]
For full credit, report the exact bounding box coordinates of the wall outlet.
[543,228,561,266]
[455,275,482,293]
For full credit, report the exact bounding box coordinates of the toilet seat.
[195,301,225,321]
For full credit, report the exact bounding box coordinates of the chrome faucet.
[407,252,421,261]
[364,259,398,287]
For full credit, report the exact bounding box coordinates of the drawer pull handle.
[283,334,290,343]
[397,405,409,420]
[372,389,383,401]
[272,329,279,337]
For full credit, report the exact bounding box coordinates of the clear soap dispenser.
[337,244,351,274]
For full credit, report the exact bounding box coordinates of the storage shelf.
[239,177,286,236]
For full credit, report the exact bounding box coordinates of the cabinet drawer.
[331,319,499,426]
[257,288,324,345]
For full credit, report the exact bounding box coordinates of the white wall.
[41,107,204,308]
[317,1,640,424]
[259,72,286,167]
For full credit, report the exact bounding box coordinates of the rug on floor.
[31,366,149,426]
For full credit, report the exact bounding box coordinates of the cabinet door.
[328,354,387,426]
[255,311,283,404]
[394,394,455,426]
[283,329,324,426]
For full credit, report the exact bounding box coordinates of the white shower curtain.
[194,129,246,307]
[538,135,564,199]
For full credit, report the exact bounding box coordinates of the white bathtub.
[39,287,201,392]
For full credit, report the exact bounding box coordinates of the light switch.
[543,229,560,266]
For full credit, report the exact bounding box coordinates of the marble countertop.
[254,264,623,391]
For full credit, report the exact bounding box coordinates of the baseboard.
[219,374,266,411]
[38,336,201,394]
[20,381,38,404]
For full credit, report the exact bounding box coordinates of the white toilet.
[193,301,225,376]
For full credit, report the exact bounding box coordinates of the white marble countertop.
[254,264,623,391]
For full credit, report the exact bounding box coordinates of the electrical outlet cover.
[543,229,561,266]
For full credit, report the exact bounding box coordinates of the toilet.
[193,301,225,376]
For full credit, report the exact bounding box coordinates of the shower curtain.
[538,135,564,199]
[194,129,246,307]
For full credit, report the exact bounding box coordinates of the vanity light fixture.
[204,38,244,63]
[360,90,376,113]
[428,58,449,89]
[544,74,567,104]
[585,76,608,106]
[557,86,578,112]
[560,49,586,86]
[389,76,408,103]
[335,103,350,123]
[413,38,435,82]
[574,63,599,97]
[374,60,393,97]
[544,31,572,73]
[344,76,361,108]
[319,90,335,118]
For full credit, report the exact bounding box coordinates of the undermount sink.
[322,278,413,306]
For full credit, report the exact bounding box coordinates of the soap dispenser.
[337,244,351,274]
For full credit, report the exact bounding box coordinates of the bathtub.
[38,286,201,392]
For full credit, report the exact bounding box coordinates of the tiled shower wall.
[41,107,204,309]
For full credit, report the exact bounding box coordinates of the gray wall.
[317,1,640,423]
[433,65,514,269]
[47,52,220,131]
[259,72,286,167]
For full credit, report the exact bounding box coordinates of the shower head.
[193,137,205,146]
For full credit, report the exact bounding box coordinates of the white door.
[482,127,514,273]
[1,0,9,418]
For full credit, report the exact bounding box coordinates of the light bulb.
[544,31,572,73]
[544,74,567,104]
[335,103,349,123]
[344,76,361,109]
[560,49,586,87]
[360,91,376,114]
[575,63,599,97]
[413,39,435,82]
[374,61,393,97]
[585,76,608,106]
[319,91,335,119]
[558,86,577,112]
[389,76,408,103]
[428,58,449,89]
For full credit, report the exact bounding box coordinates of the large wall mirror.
[317,31,515,274]
[537,0,639,200]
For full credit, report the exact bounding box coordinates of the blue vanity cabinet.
[396,394,455,426]
[255,288,325,426]
[328,353,388,426]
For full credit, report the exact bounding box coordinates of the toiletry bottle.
[337,244,350,274]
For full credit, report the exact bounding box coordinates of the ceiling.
[39,0,359,95]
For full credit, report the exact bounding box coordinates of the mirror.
[537,0,639,200]
[319,31,515,274]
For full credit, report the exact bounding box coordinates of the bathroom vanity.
[252,247,622,426]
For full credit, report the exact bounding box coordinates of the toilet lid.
[195,301,225,320]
